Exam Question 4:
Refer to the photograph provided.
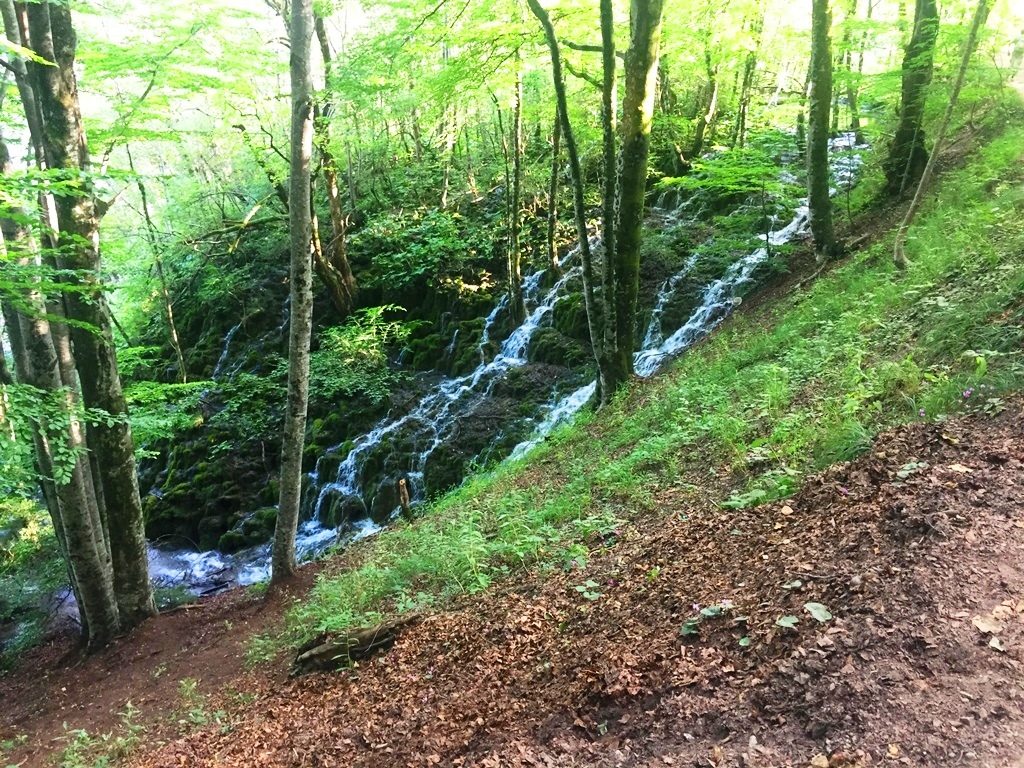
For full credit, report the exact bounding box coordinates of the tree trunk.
[546,114,561,272]
[605,0,665,399]
[598,0,618,389]
[0,205,119,649]
[127,147,188,382]
[313,15,357,318]
[730,7,763,149]
[508,56,526,325]
[272,0,315,584]
[807,0,837,259]
[24,0,155,627]
[691,50,718,158]
[893,0,989,268]
[526,0,603,374]
[883,0,939,196]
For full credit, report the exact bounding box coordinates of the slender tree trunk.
[730,7,763,149]
[598,0,618,388]
[893,0,989,268]
[884,0,939,196]
[272,0,315,583]
[25,0,154,627]
[808,0,837,259]
[691,50,718,158]
[546,114,561,272]
[127,148,188,382]
[508,55,526,324]
[526,0,603,373]
[313,15,357,317]
[605,0,665,399]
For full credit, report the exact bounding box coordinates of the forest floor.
[5,401,1022,767]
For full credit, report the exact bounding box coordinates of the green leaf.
[775,615,799,629]
[738,636,752,647]
[0,36,55,66]
[803,602,833,623]
[680,618,701,636]
[699,604,724,618]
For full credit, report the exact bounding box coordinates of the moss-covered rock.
[528,327,588,367]
[552,292,590,343]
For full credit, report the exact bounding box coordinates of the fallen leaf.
[810,755,830,768]
[804,602,833,623]
[948,463,972,474]
[988,637,1006,652]
[972,615,1004,635]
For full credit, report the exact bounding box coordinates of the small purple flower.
[720,599,733,609]
[607,578,619,587]
[918,408,926,417]
[839,486,850,496]
[692,603,702,612]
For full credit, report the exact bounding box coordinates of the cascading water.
[308,256,585,522]
[509,132,867,457]
[211,322,242,379]
[150,136,865,591]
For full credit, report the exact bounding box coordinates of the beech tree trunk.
[605,0,665,398]
[807,0,837,259]
[24,0,155,627]
[598,0,618,384]
[893,0,989,267]
[527,0,604,375]
[883,0,939,196]
[546,114,561,272]
[508,57,526,325]
[272,0,315,583]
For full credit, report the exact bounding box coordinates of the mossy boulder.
[528,327,588,368]
[217,506,278,553]
[552,292,590,343]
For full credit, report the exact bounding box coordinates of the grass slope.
[277,123,1024,649]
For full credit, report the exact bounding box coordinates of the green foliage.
[351,210,496,292]
[0,497,65,667]
[56,704,143,768]
[309,306,410,404]
[124,379,206,459]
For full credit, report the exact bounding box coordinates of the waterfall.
[509,132,867,457]
[151,136,866,591]
[212,323,242,379]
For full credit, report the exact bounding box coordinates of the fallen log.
[291,614,421,676]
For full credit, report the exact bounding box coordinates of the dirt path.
[103,403,1024,768]
[0,569,319,766]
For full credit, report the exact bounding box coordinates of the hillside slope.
[136,402,1024,767]
[2,120,1023,768]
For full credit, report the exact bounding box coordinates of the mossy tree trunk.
[807,0,838,259]
[546,113,561,273]
[604,0,665,398]
[883,0,939,196]
[24,0,155,628]
[893,0,990,267]
[598,0,619,385]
